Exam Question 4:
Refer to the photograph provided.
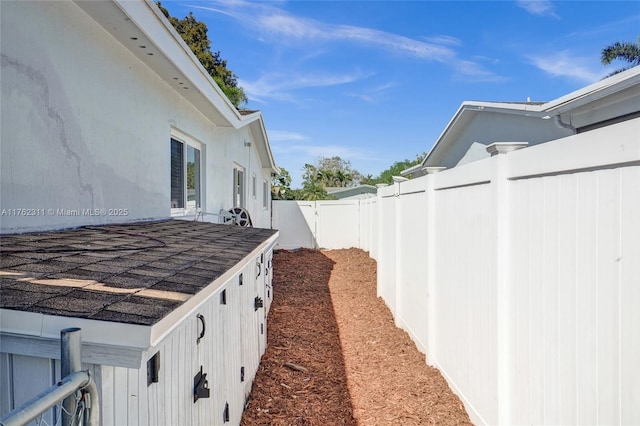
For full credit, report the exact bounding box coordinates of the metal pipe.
[0,328,100,426]
[0,371,90,426]
[61,328,82,425]
[82,377,100,426]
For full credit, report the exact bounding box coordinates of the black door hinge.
[254,296,264,311]
[223,402,230,423]
[193,366,210,402]
[147,352,160,386]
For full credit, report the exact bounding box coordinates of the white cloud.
[195,0,497,79]
[424,35,462,46]
[346,81,396,103]
[517,0,560,19]
[452,59,507,82]
[268,130,310,142]
[528,51,604,83]
[294,144,361,159]
[239,70,372,104]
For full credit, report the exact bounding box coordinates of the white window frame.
[262,179,269,210]
[252,173,257,199]
[233,163,245,208]
[170,130,203,217]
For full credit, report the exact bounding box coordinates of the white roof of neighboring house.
[405,66,640,176]
[326,185,378,199]
[74,0,279,174]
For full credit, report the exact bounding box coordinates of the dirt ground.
[241,248,471,426]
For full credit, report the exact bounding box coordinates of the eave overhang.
[73,0,279,174]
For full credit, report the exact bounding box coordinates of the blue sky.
[161,0,640,188]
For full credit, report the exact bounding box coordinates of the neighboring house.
[404,66,640,177]
[325,185,378,199]
[0,1,280,424]
[1,0,278,234]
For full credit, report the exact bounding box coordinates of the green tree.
[303,156,364,188]
[601,36,640,77]
[156,2,248,108]
[296,163,330,200]
[364,152,426,185]
[271,167,295,200]
[300,181,330,201]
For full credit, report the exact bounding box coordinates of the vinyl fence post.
[487,142,528,425]
[61,328,82,425]
[392,176,408,328]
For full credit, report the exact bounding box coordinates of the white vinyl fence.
[272,117,640,425]
[272,198,378,257]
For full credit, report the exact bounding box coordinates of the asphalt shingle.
[0,220,277,325]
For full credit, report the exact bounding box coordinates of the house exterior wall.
[0,1,272,233]
[433,112,572,169]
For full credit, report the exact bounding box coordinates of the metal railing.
[0,328,100,426]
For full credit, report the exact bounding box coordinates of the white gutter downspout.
[554,114,577,134]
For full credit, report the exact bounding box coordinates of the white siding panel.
[396,186,428,351]
[114,366,131,425]
[620,166,640,425]
[541,177,561,424]
[434,179,498,425]
[0,353,13,416]
[10,355,55,426]
[510,178,531,424]
[100,365,115,426]
[575,172,599,425]
[226,279,244,425]
[595,169,621,425]
[528,178,545,425]
[377,189,396,312]
[556,174,578,425]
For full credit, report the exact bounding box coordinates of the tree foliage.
[302,156,363,190]
[362,152,426,185]
[156,2,248,108]
[271,167,296,200]
[601,36,640,77]
[277,153,427,200]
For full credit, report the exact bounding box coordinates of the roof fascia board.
[543,67,640,114]
[138,0,245,125]
[418,67,639,171]
[420,101,547,168]
[249,117,279,174]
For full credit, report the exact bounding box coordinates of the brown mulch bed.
[241,248,471,425]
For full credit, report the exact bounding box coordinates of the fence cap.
[422,166,447,174]
[486,142,529,156]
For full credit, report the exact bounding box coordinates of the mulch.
[241,248,471,425]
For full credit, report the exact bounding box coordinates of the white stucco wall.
[0,1,272,233]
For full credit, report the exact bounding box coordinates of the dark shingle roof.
[0,220,277,326]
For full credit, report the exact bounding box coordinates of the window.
[171,137,201,211]
[252,173,257,199]
[262,179,269,209]
[233,166,245,208]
